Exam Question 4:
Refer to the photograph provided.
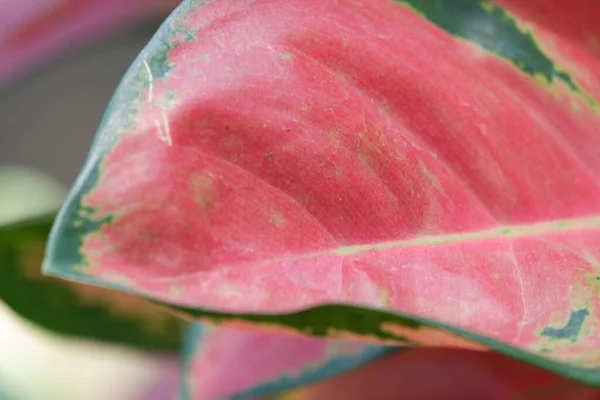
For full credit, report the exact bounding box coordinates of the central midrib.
[277,213,600,262]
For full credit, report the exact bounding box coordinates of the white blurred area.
[0,302,171,400]
[0,166,175,400]
[0,24,178,400]
[0,166,65,225]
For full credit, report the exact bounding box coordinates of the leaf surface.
[44,0,600,383]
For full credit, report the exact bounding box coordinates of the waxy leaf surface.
[45,0,600,384]
[181,323,392,399]
[0,167,184,349]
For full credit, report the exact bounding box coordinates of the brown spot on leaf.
[189,174,215,210]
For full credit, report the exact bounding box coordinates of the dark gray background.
[0,22,160,186]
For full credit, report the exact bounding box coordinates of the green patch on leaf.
[541,309,590,341]
[397,0,598,107]
[44,163,110,277]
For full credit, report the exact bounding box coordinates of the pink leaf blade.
[43,0,600,385]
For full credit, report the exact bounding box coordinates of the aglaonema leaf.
[181,323,392,399]
[44,0,600,385]
[0,166,184,350]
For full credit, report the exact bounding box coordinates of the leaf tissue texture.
[45,0,600,382]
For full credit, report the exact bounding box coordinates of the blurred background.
[0,2,181,399]
[0,23,157,183]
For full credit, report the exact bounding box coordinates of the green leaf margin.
[162,301,600,386]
